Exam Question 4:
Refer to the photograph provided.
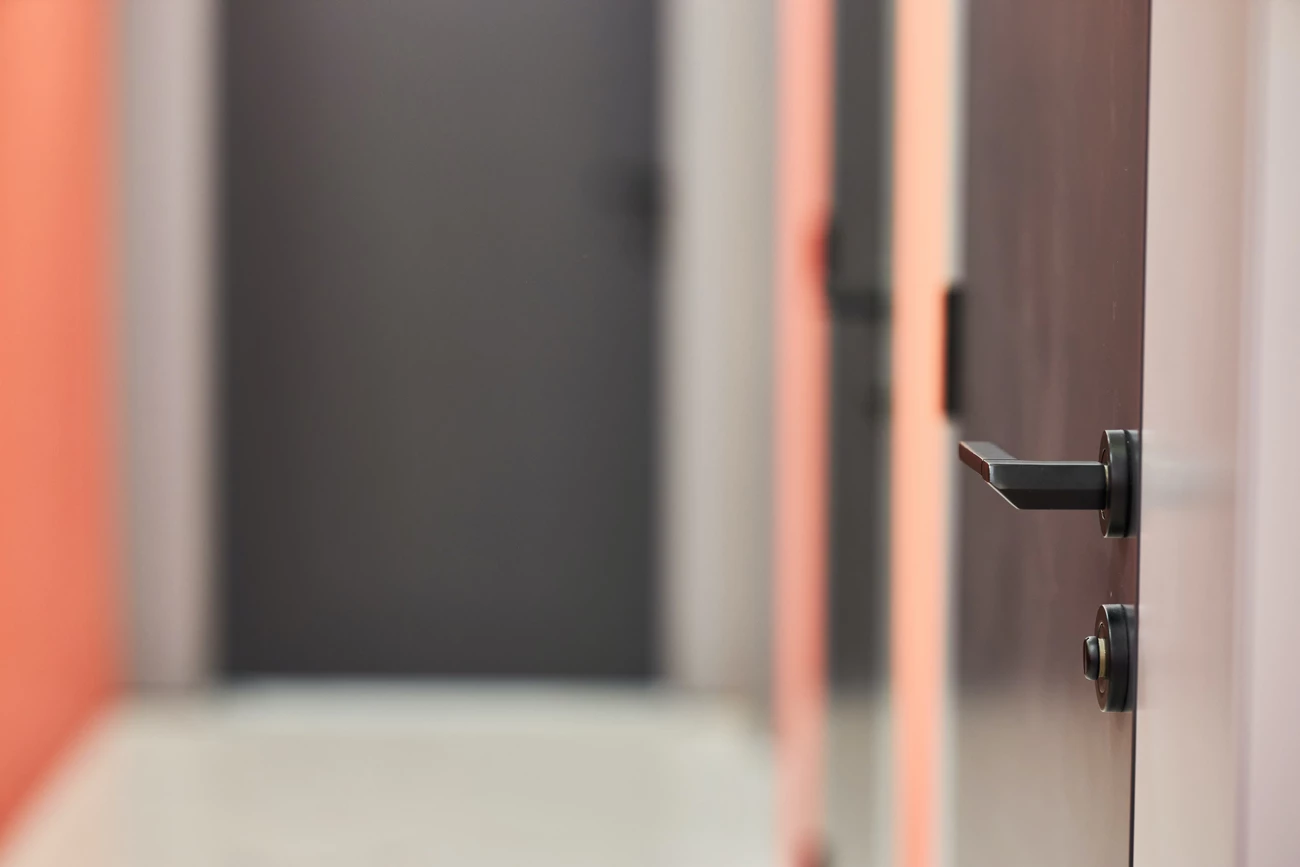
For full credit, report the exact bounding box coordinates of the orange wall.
[0,0,119,838]
[774,0,833,863]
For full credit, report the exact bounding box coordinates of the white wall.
[660,0,777,697]
[120,0,217,688]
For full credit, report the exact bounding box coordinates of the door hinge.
[824,214,890,322]
[944,285,964,418]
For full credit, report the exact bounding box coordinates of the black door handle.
[957,441,1106,510]
[957,430,1137,537]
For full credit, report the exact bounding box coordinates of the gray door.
[827,0,891,690]
[955,2,1149,864]
[222,0,657,677]
[825,0,892,862]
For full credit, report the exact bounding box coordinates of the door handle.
[957,429,1136,537]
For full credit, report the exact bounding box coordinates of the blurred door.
[824,0,892,864]
[222,0,657,677]
[826,0,890,691]
[954,4,1149,866]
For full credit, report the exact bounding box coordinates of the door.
[824,0,892,863]
[954,3,1149,865]
[222,0,657,677]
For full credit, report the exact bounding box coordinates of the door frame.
[889,1,962,865]
[1134,0,1300,862]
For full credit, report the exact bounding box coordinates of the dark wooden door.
[222,0,657,677]
[955,2,1149,865]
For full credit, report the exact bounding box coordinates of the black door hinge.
[824,214,890,323]
[943,285,964,419]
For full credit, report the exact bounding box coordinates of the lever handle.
[958,441,1106,510]
[958,430,1136,537]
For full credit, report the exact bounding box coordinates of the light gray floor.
[825,690,893,867]
[1,685,776,867]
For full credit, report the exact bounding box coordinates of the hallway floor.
[0,685,776,867]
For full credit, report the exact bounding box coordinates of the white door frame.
[1134,1,1300,863]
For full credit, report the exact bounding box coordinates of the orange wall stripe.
[890,1,955,866]
[0,0,120,839]
[774,0,833,863]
